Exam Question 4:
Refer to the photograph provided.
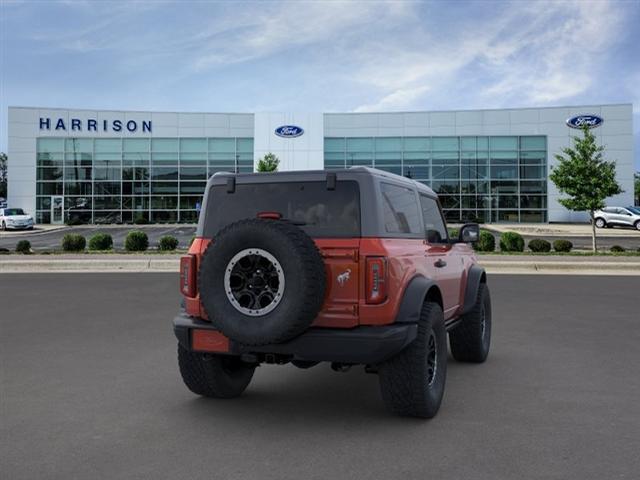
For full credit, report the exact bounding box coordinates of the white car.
[0,208,35,230]
[593,206,640,230]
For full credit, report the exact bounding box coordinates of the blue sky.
[1,0,639,168]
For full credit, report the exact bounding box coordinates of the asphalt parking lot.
[2,274,639,479]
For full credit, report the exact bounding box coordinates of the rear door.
[420,194,464,317]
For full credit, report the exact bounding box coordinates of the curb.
[1,256,639,275]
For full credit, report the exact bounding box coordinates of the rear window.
[204,181,360,237]
[380,182,422,234]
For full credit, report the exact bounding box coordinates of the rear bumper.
[173,312,417,364]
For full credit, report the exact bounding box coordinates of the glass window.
[491,165,518,179]
[123,138,149,152]
[346,137,373,152]
[151,167,178,180]
[37,152,64,166]
[37,138,64,153]
[404,137,430,151]
[64,167,92,181]
[520,165,545,179]
[432,137,458,151]
[520,151,546,164]
[95,139,121,153]
[374,152,401,165]
[375,137,402,151]
[380,183,421,235]
[432,180,460,194]
[403,151,429,165]
[476,137,489,150]
[65,138,93,152]
[151,153,178,165]
[93,168,121,181]
[65,152,93,166]
[520,136,546,150]
[324,138,345,153]
[209,138,235,153]
[93,182,121,195]
[490,137,518,150]
[65,197,92,209]
[151,196,178,209]
[64,182,92,196]
[460,137,476,151]
[204,181,361,238]
[404,166,429,179]
[181,153,206,165]
[151,182,178,195]
[236,138,253,153]
[180,182,207,194]
[325,152,345,167]
[180,167,207,180]
[432,166,459,179]
[151,211,178,223]
[37,167,63,181]
[180,138,207,153]
[419,195,447,243]
[152,138,179,152]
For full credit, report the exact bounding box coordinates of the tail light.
[366,257,387,304]
[180,255,197,297]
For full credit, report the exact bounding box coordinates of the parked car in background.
[0,208,35,230]
[0,197,7,209]
[593,206,640,230]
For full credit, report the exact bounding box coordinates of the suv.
[594,206,640,230]
[173,168,491,418]
[1,208,34,230]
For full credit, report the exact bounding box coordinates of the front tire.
[594,218,606,228]
[379,302,447,418]
[449,283,492,363]
[178,344,255,398]
[1,221,5,231]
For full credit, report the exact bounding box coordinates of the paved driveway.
[1,274,639,479]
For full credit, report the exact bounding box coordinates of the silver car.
[594,206,640,230]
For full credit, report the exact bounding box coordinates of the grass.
[478,250,640,256]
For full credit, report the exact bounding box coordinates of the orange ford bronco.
[174,167,491,418]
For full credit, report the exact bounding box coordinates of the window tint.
[380,183,422,234]
[205,181,360,238]
[419,195,448,243]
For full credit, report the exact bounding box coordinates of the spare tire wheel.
[198,219,326,346]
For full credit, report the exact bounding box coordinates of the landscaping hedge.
[158,235,179,251]
[134,216,149,225]
[528,238,551,253]
[15,240,32,254]
[499,231,524,252]
[473,230,495,252]
[62,234,86,252]
[125,230,149,252]
[553,239,573,252]
[88,233,113,251]
[610,245,625,253]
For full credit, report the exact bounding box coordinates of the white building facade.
[7,104,634,224]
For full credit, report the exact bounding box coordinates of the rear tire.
[635,220,640,231]
[449,283,491,363]
[1,221,5,231]
[178,344,255,398]
[379,302,447,418]
[594,218,606,228]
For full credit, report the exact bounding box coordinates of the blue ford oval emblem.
[566,114,603,129]
[275,125,304,138]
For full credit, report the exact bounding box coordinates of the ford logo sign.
[566,114,603,129]
[275,125,304,138]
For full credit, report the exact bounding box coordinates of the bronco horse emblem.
[337,269,351,286]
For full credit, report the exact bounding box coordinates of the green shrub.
[553,239,573,253]
[15,240,31,254]
[88,233,113,251]
[134,215,149,225]
[158,235,179,251]
[610,245,625,253]
[125,230,148,252]
[474,230,495,252]
[62,234,86,252]
[528,238,551,253]
[0,247,11,255]
[448,229,459,240]
[499,231,524,252]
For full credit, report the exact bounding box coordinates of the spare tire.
[199,219,326,345]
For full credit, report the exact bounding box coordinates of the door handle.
[434,259,447,268]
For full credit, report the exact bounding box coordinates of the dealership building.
[6,104,634,224]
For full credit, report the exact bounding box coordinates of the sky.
[1,0,639,169]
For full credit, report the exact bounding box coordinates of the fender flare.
[461,265,486,315]
[394,275,440,324]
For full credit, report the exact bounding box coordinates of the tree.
[635,172,640,206]
[549,126,622,252]
[0,152,7,198]
[257,152,279,172]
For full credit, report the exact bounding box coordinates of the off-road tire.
[594,218,606,228]
[178,344,255,398]
[449,283,491,363]
[198,219,326,346]
[378,302,447,418]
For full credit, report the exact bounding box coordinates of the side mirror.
[458,223,480,243]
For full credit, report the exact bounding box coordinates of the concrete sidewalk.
[1,253,639,275]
